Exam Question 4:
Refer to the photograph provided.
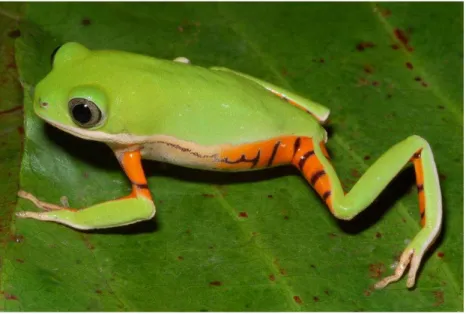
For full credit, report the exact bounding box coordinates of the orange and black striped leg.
[291,137,334,212]
[292,135,442,289]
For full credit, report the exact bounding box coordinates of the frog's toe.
[16,210,48,220]
[17,190,70,211]
[374,248,414,289]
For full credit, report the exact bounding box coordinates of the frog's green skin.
[17,42,442,290]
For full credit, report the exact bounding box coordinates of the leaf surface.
[5,2,463,311]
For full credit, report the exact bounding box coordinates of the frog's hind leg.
[292,136,442,289]
[17,150,156,230]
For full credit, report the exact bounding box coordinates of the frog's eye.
[68,98,103,128]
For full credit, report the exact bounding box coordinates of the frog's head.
[34,42,138,145]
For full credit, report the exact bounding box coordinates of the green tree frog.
[17,42,442,290]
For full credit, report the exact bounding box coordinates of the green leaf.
[0,2,25,310]
[5,2,463,311]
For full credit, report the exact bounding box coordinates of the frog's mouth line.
[40,117,224,157]
[41,117,135,144]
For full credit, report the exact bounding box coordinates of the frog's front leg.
[16,150,155,230]
[291,135,441,289]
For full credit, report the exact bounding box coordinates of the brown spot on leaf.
[394,28,413,51]
[438,105,445,110]
[364,290,372,296]
[433,290,444,306]
[375,232,382,239]
[281,67,289,77]
[313,296,319,302]
[10,234,24,243]
[380,8,391,17]
[437,252,445,258]
[439,173,446,181]
[81,18,91,26]
[357,78,369,86]
[293,296,303,304]
[324,290,330,295]
[364,155,371,161]
[17,126,24,135]
[363,64,374,74]
[319,58,325,63]
[4,293,18,301]
[238,211,248,218]
[209,281,222,286]
[350,169,360,178]
[279,268,287,276]
[6,60,16,70]
[267,194,273,199]
[15,258,24,263]
[391,44,400,50]
[356,41,375,51]
[372,81,380,86]
[414,76,422,81]
[95,289,102,294]
[202,193,215,198]
[8,29,21,38]
[177,256,184,261]
[406,62,413,69]
[421,81,428,87]
[284,215,289,220]
[268,274,276,281]
[328,232,337,238]
[369,263,386,278]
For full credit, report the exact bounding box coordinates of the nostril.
[40,102,48,108]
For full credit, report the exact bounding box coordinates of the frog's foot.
[16,150,156,230]
[173,56,190,64]
[374,248,415,289]
[16,192,155,230]
[17,190,76,212]
[374,226,434,289]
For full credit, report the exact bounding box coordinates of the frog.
[17,42,442,290]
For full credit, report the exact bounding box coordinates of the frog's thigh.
[141,140,221,169]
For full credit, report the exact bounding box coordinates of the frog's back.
[89,50,327,146]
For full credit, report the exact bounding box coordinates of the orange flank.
[411,150,426,226]
[218,136,334,213]
[217,136,299,170]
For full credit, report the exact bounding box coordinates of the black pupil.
[72,103,92,124]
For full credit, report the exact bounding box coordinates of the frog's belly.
[141,140,222,170]
[141,135,300,172]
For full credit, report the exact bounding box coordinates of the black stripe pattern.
[267,141,281,167]
[298,150,315,170]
